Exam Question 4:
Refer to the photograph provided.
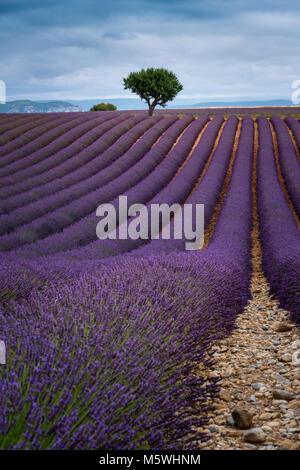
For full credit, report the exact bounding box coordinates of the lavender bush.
[2,116,190,253]
[271,116,300,218]
[257,116,300,324]
[0,252,248,449]
[0,114,77,160]
[0,116,163,226]
[0,114,66,147]
[0,118,163,226]
[0,115,130,183]
[0,113,116,166]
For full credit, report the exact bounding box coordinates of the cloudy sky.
[1,0,300,102]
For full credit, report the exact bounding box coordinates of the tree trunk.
[148,105,154,116]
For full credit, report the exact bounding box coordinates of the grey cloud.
[102,32,138,41]
[1,0,300,101]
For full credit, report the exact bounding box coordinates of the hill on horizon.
[0,99,82,113]
[66,98,297,111]
[174,99,296,109]
[1,98,299,113]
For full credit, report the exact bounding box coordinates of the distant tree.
[90,102,117,111]
[123,68,183,116]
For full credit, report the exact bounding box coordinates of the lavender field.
[0,110,299,450]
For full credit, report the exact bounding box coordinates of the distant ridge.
[171,99,296,109]
[0,99,82,113]
[1,98,298,113]
[67,98,297,111]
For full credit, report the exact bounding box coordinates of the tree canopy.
[90,102,117,111]
[123,68,183,115]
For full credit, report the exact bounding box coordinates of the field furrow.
[0,113,63,136]
[0,114,131,183]
[0,116,190,252]
[0,113,115,164]
[0,116,166,231]
[0,114,70,147]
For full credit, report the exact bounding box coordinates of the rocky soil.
[197,246,300,450]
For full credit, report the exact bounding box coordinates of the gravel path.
[198,251,300,450]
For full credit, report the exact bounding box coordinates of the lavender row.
[0,114,26,127]
[0,112,105,172]
[0,116,159,215]
[186,117,239,231]
[80,115,211,254]
[0,113,50,135]
[0,114,77,160]
[271,116,300,218]
[0,114,128,183]
[0,114,65,147]
[138,116,252,262]
[0,112,111,164]
[0,116,163,231]
[132,116,239,256]
[203,116,253,272]
[59,115,212,258]
[0,116,135,198]
[68,115,228,259]
[0,248,247,449]
[0,113,62,134]
[257,116,300,324]
[0,113,88,142]
[285,116,300,155]
[7,116,191,254]
[129,116,238,256]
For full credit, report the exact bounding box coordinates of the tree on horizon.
[90,102,117,111]
[123,68,183,116]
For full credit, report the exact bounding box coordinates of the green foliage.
[123,68,183,115]
[90,102,117,111]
